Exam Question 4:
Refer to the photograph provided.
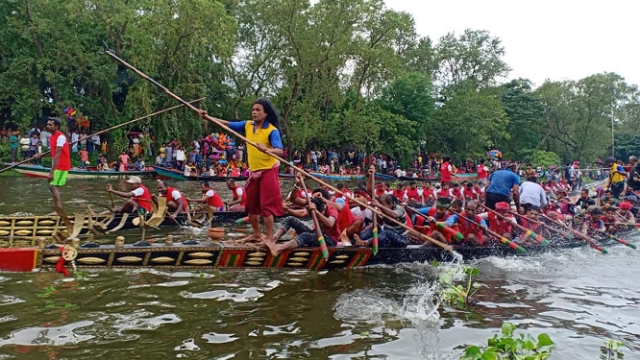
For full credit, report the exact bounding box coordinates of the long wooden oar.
[0,98,204,174]
[594,229,636,249]
[103,49,457,257]
[509,211,577,241]
[299,175,329,260]
[541,214,608,254]
[451,210,526,253]
[406,206,464,242]
[371,173,378,256]
[480,204,550,246]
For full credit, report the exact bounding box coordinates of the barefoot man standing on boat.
[200,99,285,243]
[39,117,73,233]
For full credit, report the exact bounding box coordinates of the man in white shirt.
[40,129,50,148]
[519,176,548,212]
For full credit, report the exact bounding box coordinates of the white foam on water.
[334,281,441,326]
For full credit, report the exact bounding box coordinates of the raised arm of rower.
[107,184,136,199]
[372,198,401,219]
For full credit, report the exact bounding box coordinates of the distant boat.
[153,166,295,182]
[9,164,155,179]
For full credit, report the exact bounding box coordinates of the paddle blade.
[628,243,637,249]
[318,236,329,260]
[372,226,379,256]
[235,216,249,224]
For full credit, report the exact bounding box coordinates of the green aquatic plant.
[600,339,624,359]
[438,266,481,309]
[461,322,555,360]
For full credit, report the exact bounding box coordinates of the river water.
[0,177,638,359]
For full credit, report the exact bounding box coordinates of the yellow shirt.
[244,121,279,171]
[611,163,625,183]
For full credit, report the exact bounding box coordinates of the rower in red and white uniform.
[392,182,407,202]
[441,156,453,185]
[405,181,423,206]
[449,182,464,201]
[446,200,488,245]
[477,159,489,182]
[187,180,224,211]
[435,182,451,199]
[478,201,517,238]
[107,176,153,214]
[414,197,454,243]
[463,182,478,202]
[157,180,189,219]
[224,178,247,211]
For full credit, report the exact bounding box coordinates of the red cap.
[495,202,510,211]
[619,201,633,211]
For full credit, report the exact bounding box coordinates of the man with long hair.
[200,99,284,243]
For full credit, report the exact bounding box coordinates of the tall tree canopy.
[1,0,638,166]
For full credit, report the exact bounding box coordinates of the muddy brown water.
[0,177,638,359]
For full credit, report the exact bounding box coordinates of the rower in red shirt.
[187,180,225,211]
[440,156,453,185]
[107,176,153,214]
[446,200,488,245]
[477,159,489,182]
[405,181,423,206]
[478,202,517,239]
[414,197,454,243]
[157,180,188,219]
[224,178,247,211]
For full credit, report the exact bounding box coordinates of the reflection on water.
[0,178,639,359]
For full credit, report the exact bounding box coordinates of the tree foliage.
[1,0,639,166]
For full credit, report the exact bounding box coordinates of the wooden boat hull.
[0,211,290,241]
[11,164,154,179]
[0,239,610,273]
[153,166,295,182]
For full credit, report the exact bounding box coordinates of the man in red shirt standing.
[440,156,453,185]
[41,118,73,232]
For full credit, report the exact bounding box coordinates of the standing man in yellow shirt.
[607,158,627,198]
[201,99,285,244]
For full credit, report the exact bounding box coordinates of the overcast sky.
[386,0,638,87]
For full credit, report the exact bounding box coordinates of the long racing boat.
[0,237,618,273]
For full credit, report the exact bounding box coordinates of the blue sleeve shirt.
[227,120,283,149]
[486,170,521,197]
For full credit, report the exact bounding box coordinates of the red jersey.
[463,188,477,201]
[232,185,247,206]
[321,206,341,241]
[164,187,189,212]
[49,131,71,171]
[519,217,541,233]
[441,162,452,183]
[406,188,420,201]
[488,212,513,236]
[203,188,224,208]
[478,165,488,180]
[392,188,406,200]
[337,204,355,233]
[456,212,485,244]
[133,185,153,212]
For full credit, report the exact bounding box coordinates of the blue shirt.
[447,214,487,229]
[486,170,521,197]
[227,121,283,149]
